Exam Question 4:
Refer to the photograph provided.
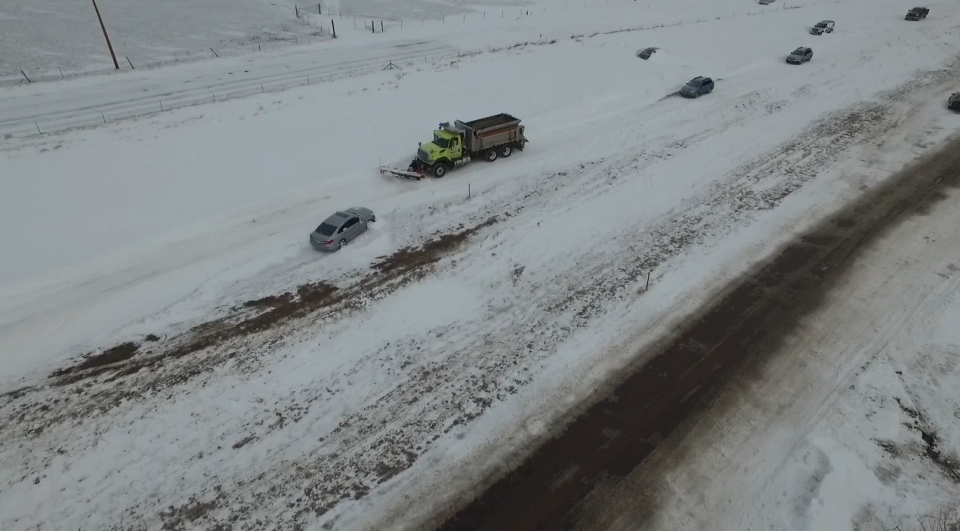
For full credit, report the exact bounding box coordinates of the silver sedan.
[309,207,376,251]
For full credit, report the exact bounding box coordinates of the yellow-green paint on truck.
[393,113,529,179]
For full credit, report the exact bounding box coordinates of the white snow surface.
[3,0,960,529]
[0,0,486,84]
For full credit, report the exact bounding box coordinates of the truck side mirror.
[418,142,422,147]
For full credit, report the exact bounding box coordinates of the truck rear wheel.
[433,164,447,178]
[486,149,498,162]
[500,145,513,158]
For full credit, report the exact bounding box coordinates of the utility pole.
[91,0,119,70]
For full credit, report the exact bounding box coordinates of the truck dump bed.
[455,113,525,154]
[460,113,520,131]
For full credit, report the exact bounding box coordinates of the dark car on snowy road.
[905,7,929,20]
[949,93,960,111]
[786,47,813,64]
[637,47,659,60]
[680,76,714,98]
[809,20,834,35]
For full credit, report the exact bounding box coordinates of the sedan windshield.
[815,22,826,27]
[793,49,806,54]
[316,222,338,236]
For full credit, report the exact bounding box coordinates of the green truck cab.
[420,129,466,170]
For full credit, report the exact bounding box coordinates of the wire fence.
[5,50,459,139]
[294,0,844,34]
[3,27,331,88]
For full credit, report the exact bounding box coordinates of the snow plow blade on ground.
[379,160,426,180]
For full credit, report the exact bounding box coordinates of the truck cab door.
[451,137,461,158]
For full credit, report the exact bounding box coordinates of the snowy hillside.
[2,0,960,529]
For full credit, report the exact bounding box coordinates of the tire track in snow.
[431,92,960,531]
[355,66,960,531]
[231,66,960,530]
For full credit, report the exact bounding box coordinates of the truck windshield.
[432,135,450,148]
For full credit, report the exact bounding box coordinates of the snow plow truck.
[380,113,529,180]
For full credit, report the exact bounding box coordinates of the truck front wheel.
[486,149,498,162]
[500,145,513,158]
[433,164,447,178]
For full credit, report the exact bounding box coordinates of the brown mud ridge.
[881,399,960,483]
[430,137,960,531]
[42,216,498,393]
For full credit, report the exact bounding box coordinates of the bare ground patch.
[2,216,498,425]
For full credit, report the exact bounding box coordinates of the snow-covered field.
[0,0,735,85]
[3,0,960,528]
[0,0,490,84]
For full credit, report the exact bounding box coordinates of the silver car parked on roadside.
[310,207,376,251]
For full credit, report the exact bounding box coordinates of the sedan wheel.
[338,239,346,250]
